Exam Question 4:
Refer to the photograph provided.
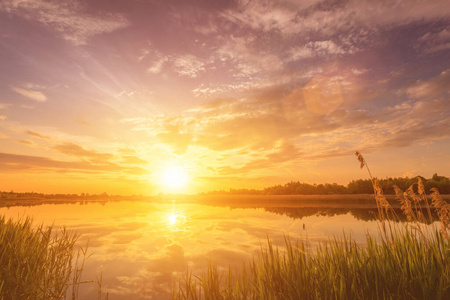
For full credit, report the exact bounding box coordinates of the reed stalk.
[173,152,450,299]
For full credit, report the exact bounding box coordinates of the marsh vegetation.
[173,153,450,299]
[0,216,90,300]
[1,153,449,299]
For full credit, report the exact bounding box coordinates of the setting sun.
[160,166,189,190]
[1,0,449,299]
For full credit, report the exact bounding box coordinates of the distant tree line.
[202,173,450,195]
[2,174,449,199]
[0,191,113,200]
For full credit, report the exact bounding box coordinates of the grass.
[0,216,89,300]
[174,230,448,299]
[173,152,450,300]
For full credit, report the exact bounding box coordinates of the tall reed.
[0,216,87,300]
[173,152,450,299]
[173,230,448,299]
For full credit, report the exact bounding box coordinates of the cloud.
[288,46,314,60]
[118,148,137,155]
[221,0,298,33]
[121,156,148,165]
[124,66,448,178]
[0,152,147,175]
[26,130,51,140]
[10,86,47,102]
[52,142,114,161]
[139,42,169,75]
[224,0,450,37]
[0,115,6,120]
[1,0,447,187]
[15,139,34,146]
[192,86,227,97]
[147,57,168,74]
[406,70,450,99]
[172,55,205,78]
[289,40,350,61]
[0,0,130,45]
[353,97,450,154]
[381,117,450,149]
[135,78,360,159]
[218,141,302,175]
[353,98,449,153]
[417,28,450,53]
[215,35,284,78]
[157,122,193,155]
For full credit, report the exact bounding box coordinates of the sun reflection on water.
[166,200,187,230]
[0,200,396,300]
[168,213,177,225]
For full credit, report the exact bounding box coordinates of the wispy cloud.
[289,40,350,61]
[173,55,206,78]
[52,142,114,162]
[147,57,168,74]
[416,28,450,53]
[121,155,148,165]
[0,0,448,192]
[15,139,34,146]
[215,35,283,78]
[26,130,51,140]
[218,141,303,176]
[224,0,449,36]
[124,67,449,178]
[0,0,130,45]
[406,70,450,100]
[10,86,47,102]
[0,152,147,175]
[221,0,297,33]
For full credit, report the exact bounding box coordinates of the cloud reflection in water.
[0,200,390,299]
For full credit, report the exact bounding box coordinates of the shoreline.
[1,193,449,208]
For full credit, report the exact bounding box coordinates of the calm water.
[0,199,412,299]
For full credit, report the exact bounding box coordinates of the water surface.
[0,199,405,299]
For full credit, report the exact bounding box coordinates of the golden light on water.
[168,213,177,225]
[166,201,187,229]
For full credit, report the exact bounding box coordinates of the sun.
[160,165,189,190]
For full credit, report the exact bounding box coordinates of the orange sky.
[0,0,449,195]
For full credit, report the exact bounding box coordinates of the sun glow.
[168,213,177,225]
[160,165,189,190]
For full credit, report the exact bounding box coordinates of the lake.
[0,197,439,299]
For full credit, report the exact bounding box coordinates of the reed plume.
[174,153,450,299]
[406,184,426,222]
[430,188,450,238]
[394,185,415,222]
[417,177,434,222]
[355,151,373,179]
[355,152,391,221]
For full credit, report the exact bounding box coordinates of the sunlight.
[166,200,187,229]
[168,213,177,225]
[160,165,189,190]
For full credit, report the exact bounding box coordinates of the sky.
[0,0,449,195]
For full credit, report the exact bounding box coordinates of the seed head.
[355,151,364,169]
[417,177,425,196]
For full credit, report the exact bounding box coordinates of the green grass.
[0,216,87,300]
[173,154,450,299]
[173,228,449,300]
